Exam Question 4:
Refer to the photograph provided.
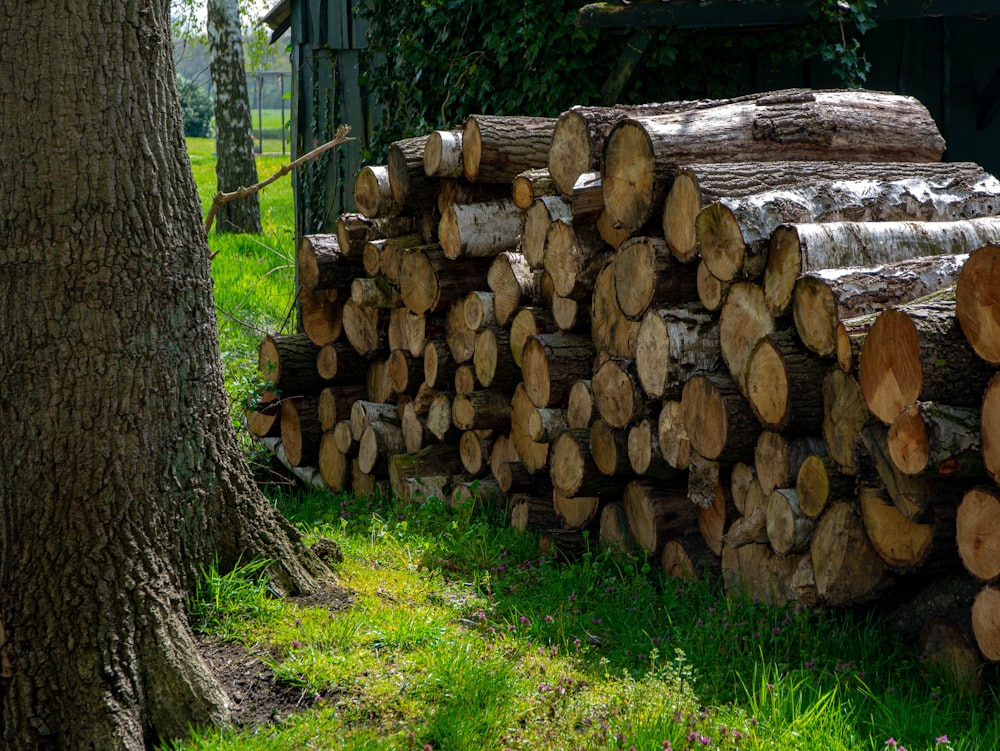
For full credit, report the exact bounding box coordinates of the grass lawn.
[180,141,1000,751]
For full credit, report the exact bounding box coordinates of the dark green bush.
[177,74,214,138]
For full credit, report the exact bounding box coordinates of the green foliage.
[189,555,281,640]
[178,74,215,138]
[357,0,882,161]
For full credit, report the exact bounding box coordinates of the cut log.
[796,453,852,519]
[858,480,939,572]
[602,89,946,236]
[510,493,561,533]
[552,490,602,531]
[318,383,367,432]
[859,422,939,520]
[509,307,556,369]
[511,383,550,474]
[279,396,322,467]
[657,399,692,470]
[299,284,344,347]
[473,327,518,390]
[462,114,557,184]
[768,219,1000,318]
[297,233,364,291]
[745,329,827,432]
[497,460,543,495]
[350,459,378,498]
[450,477,504,508]
[366,358,394,405]
[458,430,493,477]
[697,161,1000,283]
[698,478,732,556]
[624,480,699,556]
[422,337,458,391]
[423,129,463,178]
[589,418,633,477]
[258,333,324,395]
[613,236,698,320]
[445,299,478,366]
[957,243,1000,365]
[350,399,400,442]
[627,416,680,480]
[436,178,507,215]
[463,291,495,333]
[528,407,568,444]
[387,134,435,210]
[663,538,722,583]
[635,304,719,400]
[957,486,1000,582]
[453,365,476,396]
[888,402,983,478]
[696,259,729,313]
[400,401,429,454]
[316,341,370,384]
[387,444,466,499]
[439,199,525,260]
[592,358,650,430]
[552,291,586,332]
[335,212,373,257]
[661,165,702,264]
[718,282,775,394]
[765,489,815,556]
[425,393,457,443]
[590,260,640,358]
[984,373,1000,484]
[687,451,721,509]
[333,419,358,457]
[723,506,770,548]
[318,431,349,492]
[567,380,595,430]
[399,244,493,315]
[521,333,596,409]
[350,277,401,309]
[599,502,636,555]
[385,349,422,397]
[512,167,558,211]
[810,500,890,607]
[972,586,1000,661]
[721,541,805,607]
[680,371,759,464]
[452,390,511,432]
[920,617,985,694]
[342,298,385,358]
[523,196,573,270]
[550,428,625,497]
[859,301,996,423]
[755,431,827,496]
[388,307,444,358]
[730,462,756,516]
[544,221,613,301]
[571,171,604,221]
[822,368,871,475]
[354,164,401,219]
[488,251,545,326]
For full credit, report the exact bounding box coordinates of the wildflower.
[661,741,673,751]
[520,615,531,626]
[885,739,897,748]
[567,591,578,602]
[545,614,554,622]
[936,736,950,746]
[291,639,301,649]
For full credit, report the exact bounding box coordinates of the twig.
[204,125,354,236]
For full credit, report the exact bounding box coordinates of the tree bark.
[592,357,651,429]
[528,408,569,444]
[354,164,403,219]
[680,371,759,464]
[744,329,827,433]
[510,493,561,533]
[316,341,371,383]
[207,0,261,234]
[613,237,699,320]
[624,480,699,556]
[768,219,1000,319]
[351,277,402,309]
[423,129,463,178]
[512,167,559,210]
[0,3,329,744]
[258,333,325,395]
[589,418,633,477]
[544,221,613,301]
[474,327,518,390]
[399,244,493,315]
[488,251,544,326]
[439,199,525,260]
[462,114,557,184]
[297,234,365,291]
[521,333,596,409]
[887,402,984,479]
[822,368,871,475]
[810,501,890,607]
[956,243,1000,365]
[452,390,511,432]
[279,396,322,467]
[657,399,692,470]
[984,373,1000,485]
[388,134,436,210]
[765,489,816,556]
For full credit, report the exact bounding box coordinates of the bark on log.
[423,129,463,178]
[627,416,681,480]
[439,199,525,260]
[544,221,613,301]
[755,431,827,496]
[299,284,344,347]
[550,429,625,497]
[613,237,699,320]
[822,368,871,475]
[387,444,467,499]
[425,393,457,443]
[810,500,890,607]
[521,333,596,409]
[624,480,699,556]
[422,336,458,391]
[511,383,550,474]
[399,244,493,315]
[687,451,721,509]
[657,399,692,470]
[350,277,401,309]
[452,390,511,432]
[318,384,367,432]
[462,114,557,184]
[445,300,478,366]
[297,233,364,291]
[316,341,370,384]
[765,489,815,556]
[318,431,350,492]
[697,161,1000,283]
[858,480,940,572]
[592,358,651,429]
[984,373,1000,484]
[512,167,559,211]
[280,396,322,467]
[888,402,984,479]
[488,251,545,326]
[599,502,637,555]
[796,453,852,519]
[510,493,562,533]
[436,178,507,215]
[473,327,518,390]
[859,422,940,520]
[680,371,759,464]
[589,418,633,477]
[957,243,1000,365]
[571,171,604,221]
[723,507,770,548]
[745,329,827,433]
[768,219,1000,319]
[258,333,324,395]
[718,282,776,395]
[859,301,996,423]
[388,135,435,210]
[567,380,595,430]
[696,259,729,313]
[350,400,400,442]
[523,196,573,270]
[450,477,504,508]
[510,307,556,369]
[354,164,402,219]
[552,490,602,531]
[663,538,722,583]
[590,260,640,358]
[342,299,385,358]
[528,407,569,444]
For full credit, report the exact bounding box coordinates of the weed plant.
[180,143,1000,751]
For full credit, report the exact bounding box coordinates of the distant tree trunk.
[207,0,261,233]
[0,1,326,747]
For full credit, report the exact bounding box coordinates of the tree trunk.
[462,114,557,184]
[0,3,329,745]
[697,161,997,283]
[859,301,996,424]
[602,89,945,237]
[680,372,759,464]
[207,0,261,234]
[956,243,1000,366]
[767,219,1000,318]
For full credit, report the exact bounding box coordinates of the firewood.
[333,420,358,457]
[523,196,572,269]
[590,261,640,358]
[350,277,401,309]
[624,480,699,556]
[957,486,1000,582]
[662,539,722,583]
[721,540,805,607]
[400,401,429,454]
[550,429,624,497]
[718,282,775,395]
[387,134,435,210]
[316,341,369,384]
[423,129,463,178]
[425,393,457,443]
[350,399,400,442]
[768,220,1000,319]
[859,300,995,424]
[698,478,733,557]
[754,431,826,496]
[613,237,699,320]
[686,452,721,509]
[859,422,941,520]
[822,368,871,475]
[858,480,945,572]
[366,359,395,404]
[796,453,852,519]
[696,259,729,313]
[599,502,636,556]
[956,243,1000,365]
[384,349,421,396]
[399,244,493,315]
[342,299,385,357]
[258,333,324,395]
[318,432,350,492]
[453,365,476,395]
[444,299,477,365]
[354,164,401,219]
[351,458,379,498]
[657,399,692,470]
[280,395,322,467]
[462,114,557,184]
[984,373,1000,484]
[971,586,1000,661]
[488,251,545,326]
[521,333,596,409]
[627,416,680,481]
[458,430,493,477]
[422,337,457,390]
[592,357,650,430]
[318,384,367,432]
[297,233,364,290]
[511,383,550,474]
[463,291,495,333]
[811,501,890,607]
[744,330,827,433]
[439,199,524,260]
[566,380,595,430]
[387,444,466,499]
[510,493,561,533]
[299,284,343,347]
[589,418,632,477]
[571,171,604,222]
[920,617,984,695]
[544,221,612,302]
[512,167,558,210]
[436,178,507,215]
[509,307,556,369]
[450,477,504,508]
[245,390,280,438]
[452,390,511,432]
[552,490,602,531]
[765,489,816,556]
[473,327,518,390]
[723,507,769,548]
[887,402,984,479]
[730,462,756,515]
[680,371,759,464]
[527,407,568,444]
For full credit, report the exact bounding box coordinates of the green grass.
[185,143,999,751]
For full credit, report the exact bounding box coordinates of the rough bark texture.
[462,115,557,184]
[207,0,261,234]
[0,3,329,745]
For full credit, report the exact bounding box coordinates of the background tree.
[207,0,262,233]
[0,0,327,746]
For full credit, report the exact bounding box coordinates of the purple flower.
[291,639,301,649]
[885,739,897,749]
[545,614,554,622]
[936,736,950,745]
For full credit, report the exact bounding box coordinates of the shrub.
[177,74,214,138]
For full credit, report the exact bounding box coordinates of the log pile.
[251,88,1000,678]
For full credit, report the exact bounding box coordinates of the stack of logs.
[249,87,1000,684]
